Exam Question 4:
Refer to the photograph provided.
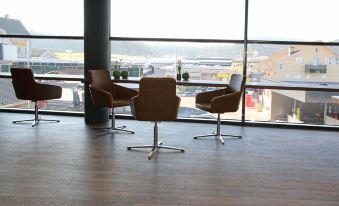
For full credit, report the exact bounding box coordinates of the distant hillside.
[30,39,83,52]
[29,39,286,59]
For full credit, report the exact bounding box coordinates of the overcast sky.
[0,0,338,41]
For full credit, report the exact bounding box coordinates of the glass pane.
[0,38,84,75]
[245,88,339,126]
[245,43,339,126]
[247,44,339,84]
[112,40,243,120]
[111,41,244,79]
[249,0,339,42]
[0,79,84,113]
[111,0,245,39]
[176,85,242,120]
[0,0,83,36]
[114,84,243,121]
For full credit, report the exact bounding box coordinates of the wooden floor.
[1,113,339,206]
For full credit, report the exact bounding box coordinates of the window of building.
[296,57,303,64]
[330,57,336,64]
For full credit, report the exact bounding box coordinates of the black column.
[84,0,110,124]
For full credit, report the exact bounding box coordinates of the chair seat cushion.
[196,102,212,112]
[35,84,62,101]
[113,99,130,108]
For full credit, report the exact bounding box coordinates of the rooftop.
[0,16,30,35]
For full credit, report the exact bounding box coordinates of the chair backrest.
[228,74,245,92]
[10,68,37,100]
[131,77,180,121]
[225,74,245,112]
[88,70,114,94]
[209,74,245,113]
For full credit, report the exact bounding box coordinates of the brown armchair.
[127,77,185,160]
[10,68,62,127]
[88,70,138,135]
[194,74,245,144]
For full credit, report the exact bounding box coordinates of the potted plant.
[121,70,128,79]
[176,59,182,81]
[182,71,189,81]
[112,60,121,79]
[113,70,121,80]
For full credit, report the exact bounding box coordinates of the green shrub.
[113,70,121,79]
[182,72,189,81]
[121,71,128,79]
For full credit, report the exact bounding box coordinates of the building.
[0,15,30,62]
[252,45,339,124]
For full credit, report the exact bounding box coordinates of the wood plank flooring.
[0,112,339,206]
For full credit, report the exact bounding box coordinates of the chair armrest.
[89,86,113,107]
[113,84,138,99]
[211,91,242,113]
[196,88,227,103]
[129,95,139,119]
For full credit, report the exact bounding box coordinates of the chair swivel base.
[94,110,135,136]
[193,133,241,145]
[12,101,59,127]
[193,113,241,145]
[127,122,184,160]
[95,126,134,136]
[127,141,185,160]
[13,118,60,127]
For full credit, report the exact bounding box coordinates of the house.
[252,45,339,124]
[0,15,30,61]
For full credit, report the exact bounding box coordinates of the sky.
[0,0,338,41]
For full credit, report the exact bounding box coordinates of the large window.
[0,38,84,113]
[0,79,84,113]
[0,0,84,114]
[111,41,243,120]
[247,44,339,83]
[245,88,339,126]
[0,38,84,75]
[1,0,339,128]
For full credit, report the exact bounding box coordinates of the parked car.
[178,107,215,119]
[185,91,193,97]
[194,89,203,95]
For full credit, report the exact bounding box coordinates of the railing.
[3,72,339,92]
[2,72,339,129]
[305,65,327,74]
